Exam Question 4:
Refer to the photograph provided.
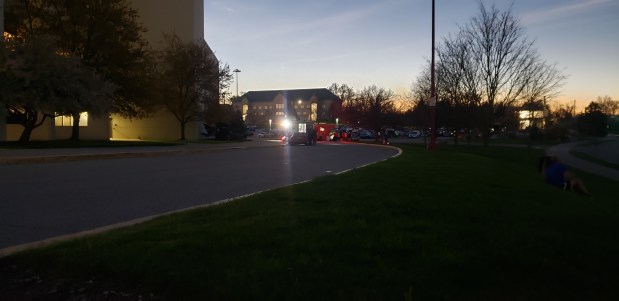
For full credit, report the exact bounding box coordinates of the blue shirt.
[545,163,567,188]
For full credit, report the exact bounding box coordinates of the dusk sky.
[204,0,619,111]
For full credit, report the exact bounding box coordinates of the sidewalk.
[546,137,619,181]
[0,138,283,165]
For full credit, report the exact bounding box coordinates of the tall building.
[233,88,342,129]
[1,0,215,141]
[111,0,215,141]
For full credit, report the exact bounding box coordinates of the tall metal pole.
[428,0,437,150]
[0,0,7,142]
[233,69,241,98]
[0,0,4,36]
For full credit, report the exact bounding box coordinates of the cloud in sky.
[205,0,618,106]
[224,3,385,43]
[521,0,611,25]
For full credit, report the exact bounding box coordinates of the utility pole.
[233,69,241,98]
[0,0,7,142]
[428,0,437,150]
[0,0,4,36]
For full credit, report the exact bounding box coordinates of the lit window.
[54,112,89,127]
[311,103,318,121]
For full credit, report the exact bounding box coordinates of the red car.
[285,132,318,145]
[286,132,308,145]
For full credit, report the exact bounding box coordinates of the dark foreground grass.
[2,145,618,300]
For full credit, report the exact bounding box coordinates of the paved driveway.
[547,137,619,181]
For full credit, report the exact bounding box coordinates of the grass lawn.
[1,144,617,300]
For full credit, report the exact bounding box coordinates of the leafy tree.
[213,105,247,141]
[0,37,112,143]
[154,33,221,140]
[578,102,608,137]
[5,0,153,118]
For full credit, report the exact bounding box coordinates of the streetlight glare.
[282,119,291,129]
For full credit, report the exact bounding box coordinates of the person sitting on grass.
[539,156,590,196]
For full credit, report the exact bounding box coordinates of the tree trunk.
[18,126,34,144]
[17,108,45,144]
[70,112,80,141]
[179,122,186,140]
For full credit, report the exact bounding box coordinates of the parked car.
[360,130,374,139]
[408,130,421,138]
[287,132,308,145]
[257,131,277,138]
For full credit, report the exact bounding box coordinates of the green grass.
[2,145,618,300]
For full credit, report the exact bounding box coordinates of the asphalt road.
[0,143,399,251]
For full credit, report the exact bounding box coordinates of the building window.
[276,104,284,109]
[311,103,318,121]
[276,112,284,116]
[55,112,88,127]
[242,104,249,121]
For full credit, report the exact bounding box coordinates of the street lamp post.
[1,0,4,37]
[233,69,241,98]
[0,0,7,142]
[428,0,437,150]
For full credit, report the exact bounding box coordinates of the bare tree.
[411,63,431,105]
[328,83,355,107]
[597,95,618,116]
[357,85,394,138]
[328,83,360,124]
[463,2,565,144]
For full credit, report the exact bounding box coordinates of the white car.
[258,131,277,138]
[408,130,421,138]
